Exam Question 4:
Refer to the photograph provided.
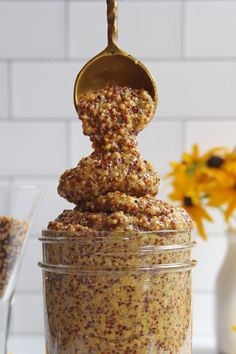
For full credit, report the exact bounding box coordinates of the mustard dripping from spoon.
[74,0,158,116]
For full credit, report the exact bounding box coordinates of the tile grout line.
[4,116,236,122]
[181,119,187,153]
[6,61,12,120]
[180,0,186,59]
[0,0,232,2]
[7,117,75,122]
[0,174,60,179]
[64,0,69,59]
[1,57,236,63]
[15,289,43,295]
[66,120,71,167]
[193,289,215,295]
[9,333,44,337]
[10,332,44,337]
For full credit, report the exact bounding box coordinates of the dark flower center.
[184,196,193,206]
[207,155,224,168]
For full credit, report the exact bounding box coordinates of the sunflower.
[168,144,227,183]
[207,168,236,221]
[224,147,236,174]
[168,144,204,177]
[182,144,227,172]
[167,144,231,238]
[167,144,236,239]
[200,147,236,221]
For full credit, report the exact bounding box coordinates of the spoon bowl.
[74,0,158,115]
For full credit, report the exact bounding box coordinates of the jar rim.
[41,228,192,239]
[38,260,197,274]
[40,229,194,251]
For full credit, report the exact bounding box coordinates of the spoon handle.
[107,0,118,48]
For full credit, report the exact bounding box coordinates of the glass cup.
[0,185,44,354]
[39,229,196,354]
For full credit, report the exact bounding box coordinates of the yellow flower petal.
[184,205,212,240]
[193,144,199,160]
[197,207,213,222]
[225,198,236,222]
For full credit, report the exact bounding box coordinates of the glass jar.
[39,229,196,354]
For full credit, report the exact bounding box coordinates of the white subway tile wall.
[147,61,236,118]
[185,1,236,58]
[0,122,68,175]
[0,63,8,118]
[12,62,80,118]
[119,1,182,59]
[16,239,42,292]
[69,1,107,58]
[12,178,71,234]
[0,0,235,348]
[0,1,65,59]
[139,121,184,175]
[11,294,44,334]
[69,121,93,166]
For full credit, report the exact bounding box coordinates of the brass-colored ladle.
[74,0,158,115]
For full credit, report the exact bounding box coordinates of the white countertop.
[8,335,215,354]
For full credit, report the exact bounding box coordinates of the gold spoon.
[74,0,158,115]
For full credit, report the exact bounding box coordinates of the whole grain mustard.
[44,85,194,354]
